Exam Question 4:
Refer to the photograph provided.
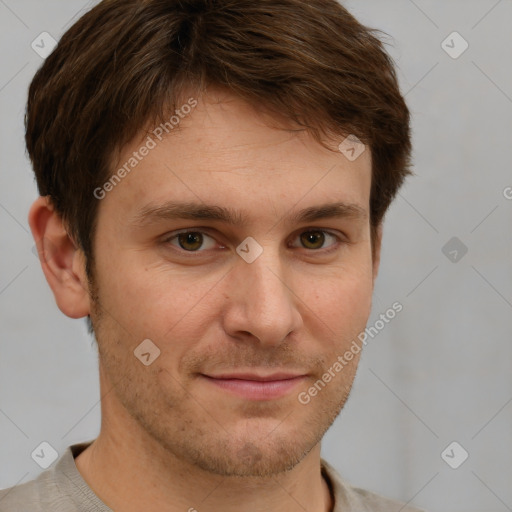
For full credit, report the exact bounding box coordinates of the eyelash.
[162,228,345,256]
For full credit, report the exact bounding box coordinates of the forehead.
[100,89,372,227]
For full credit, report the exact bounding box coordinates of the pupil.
[303,231,323,248]
[180,232,202,250]
[177,231,324,251]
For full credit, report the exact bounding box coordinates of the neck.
[75,425,332,512]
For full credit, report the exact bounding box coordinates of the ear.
[372,223,383,284]
[28,196,91,318]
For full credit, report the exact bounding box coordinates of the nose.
[221,247,303,347]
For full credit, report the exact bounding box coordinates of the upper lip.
[202,372,306,381]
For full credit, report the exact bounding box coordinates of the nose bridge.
[252,257,290,314]
[227,243,301,343]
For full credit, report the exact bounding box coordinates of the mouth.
[199,372,308,401]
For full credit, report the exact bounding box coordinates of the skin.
[29,86,382,512]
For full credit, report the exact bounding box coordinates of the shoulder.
[0,470,52,511]
[0,443,92,512]
[345,485,427,512]
[321,458,427,512]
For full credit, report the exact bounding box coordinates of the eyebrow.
[132,200,368,228]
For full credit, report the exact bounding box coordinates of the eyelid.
[162,228,220,250]
[162,227,346,255]
[287,229,342,252]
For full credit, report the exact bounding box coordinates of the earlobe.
[28,196,91,319]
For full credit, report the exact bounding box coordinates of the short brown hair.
[26,0,412,278]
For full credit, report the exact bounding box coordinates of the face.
[87,87,378,478]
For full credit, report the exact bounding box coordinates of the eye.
[163,228,342,254]
[289,230,341,253]
[164,230,218,252]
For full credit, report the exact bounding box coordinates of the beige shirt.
[0,441,425,511]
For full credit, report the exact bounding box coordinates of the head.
[26,0,411,478]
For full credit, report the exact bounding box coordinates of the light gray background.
[1,1,511,511]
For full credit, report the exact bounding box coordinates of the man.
[0,0,424,510]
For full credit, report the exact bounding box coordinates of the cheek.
[96,253,221,340]
[95,240,375,347]
[306,263,374,338]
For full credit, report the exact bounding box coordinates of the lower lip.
[200,375,307,401]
